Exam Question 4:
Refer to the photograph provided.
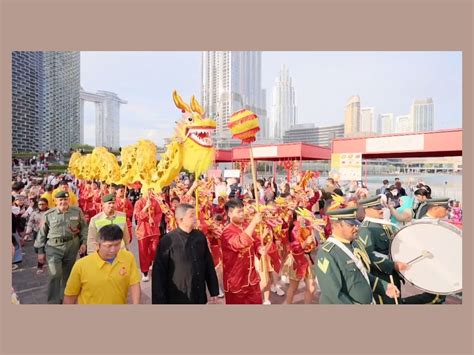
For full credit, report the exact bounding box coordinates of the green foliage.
[12,152,36,159]
[71,144,95,151]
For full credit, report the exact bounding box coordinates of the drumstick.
[407,250,433,265]
[389,275,399,305]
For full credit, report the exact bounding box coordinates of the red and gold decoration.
[228,109,260,144]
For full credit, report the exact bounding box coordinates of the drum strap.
[327,237,376,304]
[373,251,389,260]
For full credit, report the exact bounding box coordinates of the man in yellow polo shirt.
[52,180,78,206]
[41,184,55,208]
[63,224,141,304]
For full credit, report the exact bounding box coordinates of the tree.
[71,144,95,152]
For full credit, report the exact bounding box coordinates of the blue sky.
[80,51,462,147]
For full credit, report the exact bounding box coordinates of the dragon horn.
[173,90,191,112]
[190,95,205,115]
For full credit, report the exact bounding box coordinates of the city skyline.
[79,51,462,147]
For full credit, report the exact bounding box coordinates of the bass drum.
[389,220,462,295]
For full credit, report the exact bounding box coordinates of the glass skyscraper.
[12,51,44,153]
[201,51,267,148]
[12,51,80,153]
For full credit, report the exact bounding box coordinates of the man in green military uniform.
[357,196,408,304]
[87,193,130,254]
[35,191,88,304]
[402,197,451,304]
[316,207,400,304]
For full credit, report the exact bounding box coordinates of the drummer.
[357,196,408,304]
[316,207,400,304]
[402,197,450,304]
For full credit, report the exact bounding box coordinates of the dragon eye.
[187,117,193,122]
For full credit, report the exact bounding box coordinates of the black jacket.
[152,227,219,304]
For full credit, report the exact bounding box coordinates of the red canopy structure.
[331,129,462,159]
[215,149,233,163]
[214,142,331,182]
[228,142,331,161]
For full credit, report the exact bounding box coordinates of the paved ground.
[12,233,462,305]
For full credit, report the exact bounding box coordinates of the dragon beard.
[182,139,215,177]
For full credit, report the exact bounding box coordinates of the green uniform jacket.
[357,219,401,304]
[357,219,396,278]
[34,206,88,254]
[316,238,389,304]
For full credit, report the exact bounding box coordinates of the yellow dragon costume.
[69,91,217,191]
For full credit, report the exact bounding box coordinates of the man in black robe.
[151,203,219,304]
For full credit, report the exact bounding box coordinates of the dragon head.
[172,90,217,176]
[173,90,216,148]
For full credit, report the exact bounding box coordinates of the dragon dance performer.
[248,202,285,304]
[282,208,319,304]
[199,213,225,298]
[99,182,110,200]
[192,178,226,297]
[159,196,179,234]
[221,199,263,304]
[114,184,134,243]
[133,187,163,282]
[78,180,90,220]
[212,195,227,223]
[89,181,102,219]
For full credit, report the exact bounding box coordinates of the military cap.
[359,196,383,210]
[102,193,116,203]
[426,197,450,208]
[326,207,361,226]
[55,191,69,199]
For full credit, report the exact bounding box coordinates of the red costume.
[221,222,262,304]
[91,188,102,216]
[200,217,223,267]
[81,186,100,223]
[159,201,177,234]
[133,196,163,273]
[283,220,317,281]
[212,203,227,222]
[115,196,134,242]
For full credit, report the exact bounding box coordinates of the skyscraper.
[344,95,361,137]
[12,51,80,153]
[396,114,413,133]
[201,51,267,148]
[42,51,81,152]
[359,107,375,136]
[269,65,297,139]
[411,98,434,132]
[12,51,44,153]
[380,113,394,134]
